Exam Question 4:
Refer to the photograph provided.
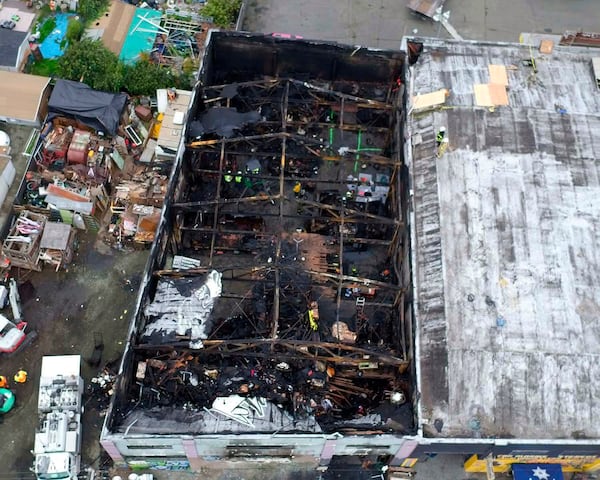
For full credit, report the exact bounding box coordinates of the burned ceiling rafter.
[133,338,407,367]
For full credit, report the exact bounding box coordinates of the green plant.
[201,0,242,28]
[78,0,109,22]
[38,17,56,43]
[123,59,176,96]
[66,17,84,44]
[29,58,59,77]
[57,38,123,92]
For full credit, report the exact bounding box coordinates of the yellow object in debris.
[308,309,318,331]
[150,113,164,139]
[293,182,302,194]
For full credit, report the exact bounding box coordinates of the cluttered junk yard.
[100,31,415,468]
[1,79,186,273]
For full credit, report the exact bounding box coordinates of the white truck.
[33,355,84,480]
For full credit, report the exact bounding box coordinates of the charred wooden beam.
[305,269,402,291]
[289,79,394,109]
[208,139,226,267]
[202,78,281,91]
[173,193,282,209]
[187,132,285,148]
[177,226,392,246]
[134,338,407,366]
[298,199,402,226]
[272,81,290,344]
[260,120,390,133]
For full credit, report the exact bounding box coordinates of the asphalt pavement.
[243,0,600,48]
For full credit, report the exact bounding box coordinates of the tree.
[65,17,84,44]
[123,59,176,96]
[201,0,241,28]
[78,0,109,22]
[57,39,123,92]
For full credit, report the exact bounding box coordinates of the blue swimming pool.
[39,13,74,59]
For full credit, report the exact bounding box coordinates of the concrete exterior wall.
[0,115,39,128]
[103,432,409,468]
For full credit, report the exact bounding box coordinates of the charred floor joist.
[103,33,413,465]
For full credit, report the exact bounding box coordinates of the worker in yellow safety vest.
[293,182,302,197]
[223,170,233,183]
[234,171,243,183]
[14,370,27,383]
[436,127,446,146]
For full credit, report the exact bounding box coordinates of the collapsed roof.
[105,32,415,437]
[48,80,128,136]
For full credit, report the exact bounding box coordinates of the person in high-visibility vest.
[436,127,446,146]
[234,171,243,183]
[223,170,233,183]
[14,370,27,383]
[0,375,8,388]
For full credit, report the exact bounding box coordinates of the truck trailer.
[33,355,83,480]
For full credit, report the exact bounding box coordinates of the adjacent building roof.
[0,71,50,123]
[155,88,192,156]
[119,8,162,64]
[407,39,600,440]
[98,0,137,56]
[0,29,27,68]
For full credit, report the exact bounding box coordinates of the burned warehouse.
[101,32,415,470]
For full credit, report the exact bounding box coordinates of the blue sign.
[512,464,564,480]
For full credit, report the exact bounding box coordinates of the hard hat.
[439,126,446,132]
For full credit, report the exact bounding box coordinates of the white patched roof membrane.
[408,39,600,439]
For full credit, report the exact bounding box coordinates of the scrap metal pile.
[118,74,414,434]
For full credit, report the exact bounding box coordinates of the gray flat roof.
[408,39,600,439]
[0,29,26,68]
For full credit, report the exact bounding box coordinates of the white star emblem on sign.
[532,466,550,480]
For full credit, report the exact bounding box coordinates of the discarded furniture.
[2,210,46,271]
[37,221,76,271]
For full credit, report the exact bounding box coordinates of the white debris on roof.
[143,270,222,348]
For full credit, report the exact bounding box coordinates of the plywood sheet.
[539,39,554,54]
[473,84,492,107]
[474,84,508,107]
[488,64,508,85]
[412,89,449,111]
[488,83,509,106]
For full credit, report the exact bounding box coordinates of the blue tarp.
[512,464,564,480]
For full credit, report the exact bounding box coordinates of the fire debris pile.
[1,81,191,269]
[109,34,414,436]
[87,366,118,414]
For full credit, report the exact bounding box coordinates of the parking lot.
[243,0,600,47]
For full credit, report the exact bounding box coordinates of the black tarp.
[188,107,261,138]
[47,80,128,136]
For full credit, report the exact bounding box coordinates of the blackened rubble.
[109,33,413,436]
